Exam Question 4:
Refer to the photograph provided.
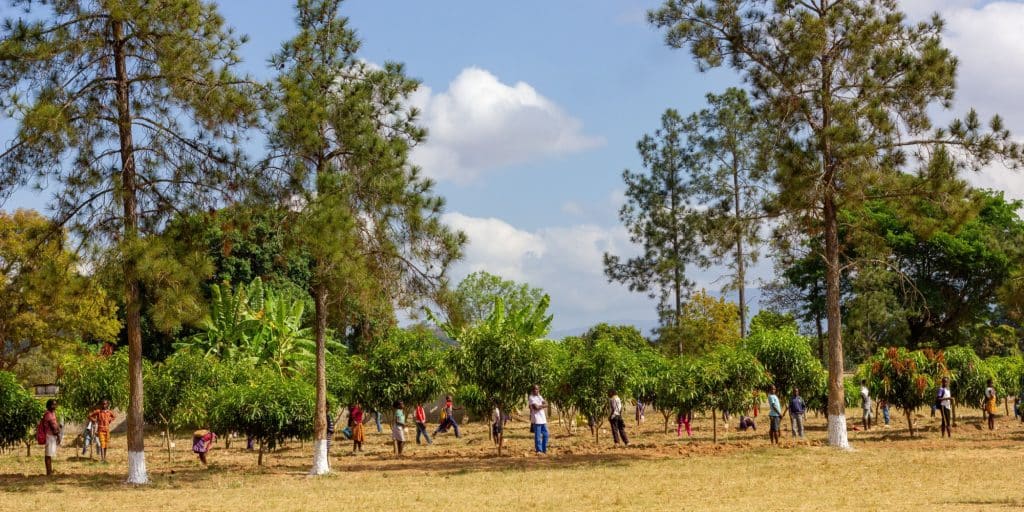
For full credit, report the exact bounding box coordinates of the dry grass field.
[2,406,1022,511]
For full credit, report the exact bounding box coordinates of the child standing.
[351,402,365,453]
[392,401,406,456]
[87,400,116,462]
[414,403,432,445]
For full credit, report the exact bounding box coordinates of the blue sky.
[4,0,1024,333]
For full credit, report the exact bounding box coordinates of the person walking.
[41,399,60,476]
[676,409,692,437]
[859,379,873,431]
[608,389,629,446]
[392,401,407,456]
[984,378,998,431]
[432,395,461,439]
[938,377,953,438]
[87,399,115,462]
[491,400,505,454]
[789,387,807,439]
[192,429,216,465]
[414,403,432,445]
[529,384,549,454]
[767,385,782,445]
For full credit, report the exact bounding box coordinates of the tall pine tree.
[0,0,255,482]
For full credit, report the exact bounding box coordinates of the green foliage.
[742,326,825,398]
[984,355,1024,399]
[748,310,798,334]
[446,295,554,411]
[659,289,740,356]
[209,369,315,465]
[859,347,946,435]
[349,327,453,412]
[0,371,44,449]
[943,346,992,407]
[580,324,650,352]
[444,271,546,329]
[58,351,132,422]
[699,345,769,416]
[0,210,120,375]
[144,350,232,433]
[655,355,705,416]
[563,336,640,429]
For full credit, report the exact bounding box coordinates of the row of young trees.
[0,0,463,481]
[603,0,1024,452]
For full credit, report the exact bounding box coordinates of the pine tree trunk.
[824,191,850,450]
[310,285,329,475]
[733,157,746,339]
[113,18,148,485]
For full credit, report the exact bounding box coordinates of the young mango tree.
[987,355,1024,416]
[58,350,131,422]
[860,348,944,437]
[633,348,671,435]
[943,346,992,424]
[563,336,640,443]
[701,345,769,443]
[145,350,230,460]
[209,369,316,466]
[657,355,706,435]
[742,326,826,414]
[0,371,44,456]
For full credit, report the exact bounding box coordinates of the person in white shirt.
[491,401,504,454]
[860,380,873,431]
[938,376,953,438]
[608,389,629,446]
[529,384,548,454]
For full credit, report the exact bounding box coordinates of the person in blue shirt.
[789,387,807,439]
[768,385,782,446]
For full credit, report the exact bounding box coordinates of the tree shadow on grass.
[328,450,639,476]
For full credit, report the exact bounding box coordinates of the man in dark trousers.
[608,389,629,446]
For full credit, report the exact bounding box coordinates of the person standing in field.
[392,400,407,456]
[351,401,365,453]
[192,429,216,465]
[41,399,60,476]
[87,399,115,462]
[938,377,954,438]
[676,409,692,437]
[859,380,873,431]
[984,378,998,431]
[789,387,806,439]
[491,400,504,453]
[529,384,549,454]
[767,385,782,445]
[608,389,629,446]
[414,403,432,445]
[879,399,891,426]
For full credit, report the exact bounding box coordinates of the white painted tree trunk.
[827,414,851,450]
[127,451,148,484]
[309,439,330,475]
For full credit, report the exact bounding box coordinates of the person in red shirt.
[414,403,432,445]
[42,399,61,476]
[350,402,365,453]
[87,400,116,462]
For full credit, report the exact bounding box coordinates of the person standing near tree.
[433,395,461,439]
[88,400,115,463]
[351,402,365,453]
[860,380,873,431]
[608,389,629,446]
[529,384,549,454]
[41,399,61,476]
[985,378,998,431]
[676,409,692,437]
[938,377,954,438]
[414,403,432,445]
[789,388,806,439]
[491,400,504,453]
[392,401,407,456]
[767,385,782,445]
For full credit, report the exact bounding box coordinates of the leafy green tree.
[0,370,44,454]
[742,326,826,405]
[986,355,1024,416]
[661,289,740,356]
[632,347,671,434]
[563,335,640,442]
[688,88,771,338]
[651,0,1023,449]
[604,109,700,351]
[349,327,453,415]
[699,345,769,443]
[942,346,991,424]
[859,347,945,436]
[144,350,230,461]
[655,355,704,434]
[0,0,257,482]
[209,368,316,466]
[443,271,546,328]
[0,210,120,376]
[263,0,463,474]
[748,310,798,335]
[443,296,554,419]
[58,350,132,422]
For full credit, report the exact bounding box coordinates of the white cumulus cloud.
[410,67,604,184]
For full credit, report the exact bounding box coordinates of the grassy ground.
[2,406,1021,511]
